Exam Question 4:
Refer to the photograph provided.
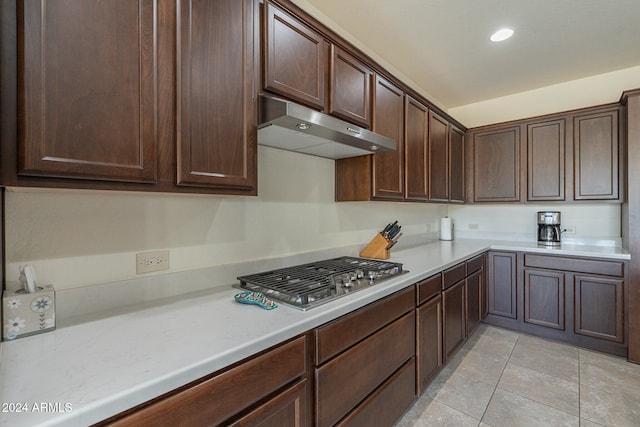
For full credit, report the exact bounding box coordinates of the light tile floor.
[396,324,640,426]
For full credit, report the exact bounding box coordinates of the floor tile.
[579,419,606,427]
[497,363,578,416]
[395,397,480,427]
[580,383,640,426]
[580,349,640,398]
[508,334,579,382]
[464,325,519,356]
[445,347,508,386]
[424,372,494,419]
[483,388,579,427]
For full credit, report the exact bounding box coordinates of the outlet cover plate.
[136,250,170,274]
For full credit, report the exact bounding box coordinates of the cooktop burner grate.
[236,256,405,310]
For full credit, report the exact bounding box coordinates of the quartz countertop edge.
[0,239,629,427]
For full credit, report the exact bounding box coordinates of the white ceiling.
[298,0,640,108]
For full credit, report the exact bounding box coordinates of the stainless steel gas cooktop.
[236,256,406,310]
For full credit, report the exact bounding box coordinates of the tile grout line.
[477,328,521,425]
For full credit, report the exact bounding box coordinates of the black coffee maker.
[537,211,561,246]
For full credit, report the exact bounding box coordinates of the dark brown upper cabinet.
[527,119,566,201]
[329,45,372,128]
[18,0,158,183]
[429,112,449,202]
[372,75,405,200]
[176,0,257,191]
[470,126,522,202]
[263,1,327,110]
[574,108,620,200]
[449,126,465,203]
[404,96,429,201]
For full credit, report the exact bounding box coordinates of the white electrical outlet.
[563,226,576,234]
[468,224,479,230]
[136,250,170,274]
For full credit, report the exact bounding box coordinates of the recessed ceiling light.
[490,28,514,42]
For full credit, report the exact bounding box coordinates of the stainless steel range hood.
[258,95,396,159]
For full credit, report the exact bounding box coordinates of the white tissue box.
[2,285,56,341]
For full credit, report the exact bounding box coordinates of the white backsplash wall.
[447,204,621,244]
[5,146,447,290]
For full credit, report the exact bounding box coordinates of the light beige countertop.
[0,239,629,426]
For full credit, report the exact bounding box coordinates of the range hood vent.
[257,95,396,159]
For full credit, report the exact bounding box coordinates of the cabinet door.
[443,280,466,362]
[466,269,482,335]
[19,0,157,183]
[527,119,566,201]
[176,0,257,191]
[473,126,521,202]
[429,111,449,201]
[574,275,624,343]
[449,125,465,202]
[524,268,565,330]
[229,379,308,427]
[416,295,442,393]
[487,251,517,319]
[372,75,404,200]
[263,1,326,109]
[574,109,620,200]
[329,46,371,128]
[404,96,429,201]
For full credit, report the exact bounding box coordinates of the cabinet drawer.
[443,262,466,289]
[417,273,442,305]
[107,336,307,426]
[466,254,484,275]
[524,254,624,277]
[315,287,414,364]
[315,312,415,427]
[336,358,416,427]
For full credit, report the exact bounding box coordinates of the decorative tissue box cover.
[3,285,55,341]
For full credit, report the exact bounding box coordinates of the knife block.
[359,233,391,260]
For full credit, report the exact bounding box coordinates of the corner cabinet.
[176,0,257,191]
[18,0,158,183]
[484,251,628,356]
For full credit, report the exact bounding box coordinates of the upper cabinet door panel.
[19,0,157,183]
[429,111,449,201]
[473,126,521,202]
[574,109,619,200]
[449,126,464,203]
[176,0,257,190]
[372,75,404,200]
[404,96,429,201]
[527,119,566,201]
[329,45,372,128]
[263,1,326,109]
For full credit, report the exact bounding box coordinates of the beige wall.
[5,147,447,289]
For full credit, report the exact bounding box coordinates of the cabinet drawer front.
[109,336,307,426]
[417,273,442,305]
[524,254,624,277]
[315,312,415,427]
[315,287,414,364]
[466,254,484,275]
[336,358,416,427]
[443,262,466,289]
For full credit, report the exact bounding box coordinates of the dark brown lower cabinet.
[466,269,482,335]
[443,280,466,362]
[416,294,442,394]
[101,335,309,426]
[524,268,565,330]
[574,274,625,343]
[487,251,517,319]
[484,251,628,356]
